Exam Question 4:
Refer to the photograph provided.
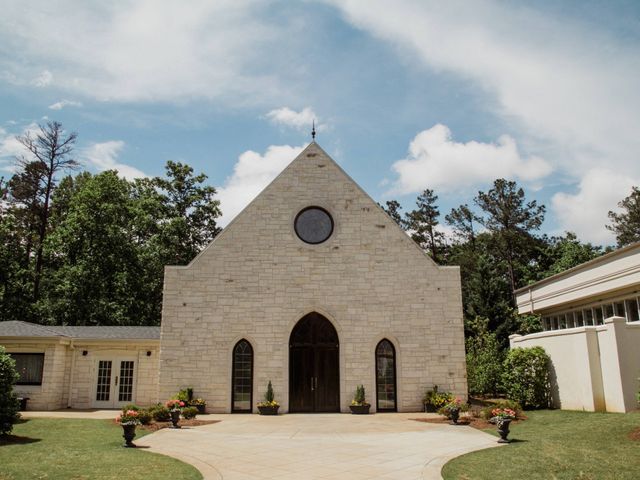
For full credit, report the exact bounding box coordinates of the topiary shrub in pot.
[257,381,279,415]
[349,385,370,414]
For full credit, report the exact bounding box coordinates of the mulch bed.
[628,426,640,441]
[411,416,522,431]
[112,418,219,432]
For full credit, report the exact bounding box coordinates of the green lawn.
[443,410,640,480]
[0,418,202,480]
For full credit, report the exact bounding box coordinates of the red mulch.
[113,418,219,432]
[628,426,640,441]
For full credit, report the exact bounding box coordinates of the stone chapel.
[158,141,467,413]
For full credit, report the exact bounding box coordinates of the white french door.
[93,357,137,408]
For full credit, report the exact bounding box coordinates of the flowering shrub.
[117,409,141,426]
[480,400,522,420]
[189,398,206,406]
[424,386,454,409]
[491,408,516,420]
[165,399,185,411]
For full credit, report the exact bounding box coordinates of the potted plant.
[439,397,467,425]
[116,409,140,447]
[424,386,454,413]
[166,399,185,428]
[349,385,371,414]
[490,407,516,443]
[190,397,207,414]
[257,381,279,415]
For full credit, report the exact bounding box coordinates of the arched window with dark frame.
[375,339,397,412]
[232,339,253,413]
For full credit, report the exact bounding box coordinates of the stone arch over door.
[289,312,340,412]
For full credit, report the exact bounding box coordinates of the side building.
[0,321,159,410]
[513,242,640,412]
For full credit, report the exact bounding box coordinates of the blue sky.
[1,0,639,244]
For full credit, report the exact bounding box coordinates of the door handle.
[314,377,318,390]
[311,377,314,391]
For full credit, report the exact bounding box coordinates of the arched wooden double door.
[289,312,340,412]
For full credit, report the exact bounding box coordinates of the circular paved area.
[135,413,499,479]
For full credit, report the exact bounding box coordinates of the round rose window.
[294,207,334,244]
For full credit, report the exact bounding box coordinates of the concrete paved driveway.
[136,413,499,480]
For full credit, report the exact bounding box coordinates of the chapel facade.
[158,142,467,413]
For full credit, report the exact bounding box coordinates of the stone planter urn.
[496,418,512,443]
[449,407,461,425]
[170,410,181,428]
[194,404,206,414]
[258,405,279,415]
[349,404,371,415]
[122,424,137,447]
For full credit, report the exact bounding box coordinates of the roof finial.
[311,119,316,141]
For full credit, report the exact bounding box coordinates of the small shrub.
[465,318,505,396]
[351,385,370,406]
[149,404,171,422]
[174,389,190,403]
[182,407,198,420]
[502,346,551,409]
[137,409,153,425]
[0,346,21,435]
[258,380,279,407]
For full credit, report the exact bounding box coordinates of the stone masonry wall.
[159,143,467,412]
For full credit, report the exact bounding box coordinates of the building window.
[294,207,334,244]
[375,339,397,412]
[10,353,44,385]
[584,309,594,326]
[626,298,640,322]
[232,340,253,413]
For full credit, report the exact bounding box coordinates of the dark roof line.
[0,321,160,340]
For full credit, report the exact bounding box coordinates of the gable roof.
[183,141,441,269]
[0,321,160,340]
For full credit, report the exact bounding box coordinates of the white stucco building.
[513,242,640,412]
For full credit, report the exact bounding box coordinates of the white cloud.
[266,107,327,132]
[551,168,639,245]
[0,1,293,104]
[329,1,640,240]
[31,69,52,87]
[390,124,552,194]
[82,141,147,180]
[218,144,304,225]
[329,1,640,169]
[48,99,83,110]
[0,123,40,172]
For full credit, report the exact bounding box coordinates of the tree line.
[0,122,221,326]
[1,121,639,336]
